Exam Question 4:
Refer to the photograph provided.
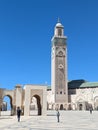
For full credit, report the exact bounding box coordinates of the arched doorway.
[2,95,13,115]
[72,103,76,110]
[79,104,83,110]
[24,85,47,116]
[30,95,41,116]
[68,104,72,110]
[76,97,86,110]
[60,104,63,110]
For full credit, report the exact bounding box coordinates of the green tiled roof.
[80,82,98,88]
[68,79,98,89]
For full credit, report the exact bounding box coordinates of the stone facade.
[47,80,98,111]
[68,80,98,110]
[51,21,68,108]
[0,85,47,116]
[24,85,47,116]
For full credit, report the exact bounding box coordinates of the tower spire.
[58,17,60,23]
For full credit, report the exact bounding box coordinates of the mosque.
[0,20,98,116]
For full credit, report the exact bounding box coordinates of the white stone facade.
[47,85,98,111]
[68,87,98,110]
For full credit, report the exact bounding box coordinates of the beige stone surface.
[0,111,98,130]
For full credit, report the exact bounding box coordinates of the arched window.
[58,28,62,36]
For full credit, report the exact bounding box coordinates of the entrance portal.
[2,95,13,115]
[30,95,41,116]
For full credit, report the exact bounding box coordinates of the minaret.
[51,19,68,106]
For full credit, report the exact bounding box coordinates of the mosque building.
[0,20,98,116]
[47,20,98,111]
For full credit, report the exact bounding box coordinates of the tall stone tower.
[51,20,68,106]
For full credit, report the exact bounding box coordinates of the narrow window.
[58,28,62,36]
[60,91,62,94]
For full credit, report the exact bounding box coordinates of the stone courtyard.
[0,111,98,130]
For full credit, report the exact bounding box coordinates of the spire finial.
[58,17,60,23]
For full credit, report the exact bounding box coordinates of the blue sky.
[0,0,98,89]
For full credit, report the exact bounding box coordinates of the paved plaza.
[0,111,98,130]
